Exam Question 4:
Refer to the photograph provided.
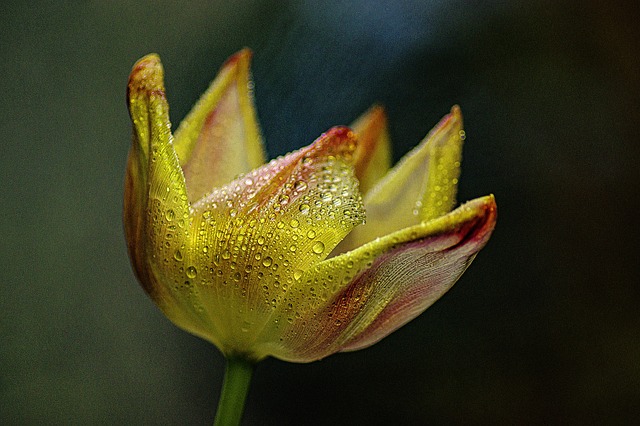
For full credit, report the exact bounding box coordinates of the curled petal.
[125,55,220,347]
[173,49,267,203]
[350,105,392,196]
[265,195,496,362]
[174,127,364,359]
[338,106,464,253]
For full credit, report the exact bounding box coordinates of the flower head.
[125,49,496,363]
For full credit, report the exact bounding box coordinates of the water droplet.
[307,230,316,239]
[262,256,273,267]
[312,241,325,254]
[289,245,297,252]
[165,209,175,221]
[174,250,183,261]
[293,269,303,280]
[203,245,209,253]
[257,236,265,245]
[299,204,310,214]
[294,180,307,191]
[221,250,231,260]
[290,219,299,228]
[186,266,197,278]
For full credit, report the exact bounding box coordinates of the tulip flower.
[124,49,496,425]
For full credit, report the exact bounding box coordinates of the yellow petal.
[124,54,223,348]
[265,194,496,362]
[350,105,392,196]
[173,49,267,203]
[174,127,364,359]
[338,106,464,252]
[125,53,176,297]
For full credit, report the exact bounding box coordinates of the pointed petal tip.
[325,125,354,138]
[353,104,387,128]
[435,104,462,131]
[311,126,358,160]
[133,52,161,67]
[354,104,388,136]
[458,194,497,248]
[221,48,253,70]
[311,126,358,155]
[365,104,387,123]
[127,53,165,104]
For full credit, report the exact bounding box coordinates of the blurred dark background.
[2,0,639,424]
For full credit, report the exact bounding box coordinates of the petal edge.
[265,195,496,362]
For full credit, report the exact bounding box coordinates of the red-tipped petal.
[173,49,266,202]
[350,105,392,195]
[183,127,365,359]
[265,195,496,362]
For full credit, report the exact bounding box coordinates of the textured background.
[2,1,639,424]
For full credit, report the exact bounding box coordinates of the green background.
[2,1,638,424]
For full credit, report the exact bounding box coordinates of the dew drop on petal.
[186,266,197,278]
[312,241,325,254]
[262,256,273,267]
[174,250,183,261]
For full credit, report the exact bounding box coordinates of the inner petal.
[186,127,365,357]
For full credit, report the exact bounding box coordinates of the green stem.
[213,357,255,426]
